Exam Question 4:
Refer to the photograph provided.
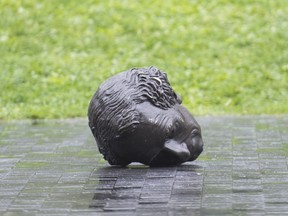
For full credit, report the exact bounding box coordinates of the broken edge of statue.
[88,66,203,167]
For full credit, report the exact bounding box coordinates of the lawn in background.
[0,0,287,119]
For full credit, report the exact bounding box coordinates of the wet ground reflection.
[89,163,204,214]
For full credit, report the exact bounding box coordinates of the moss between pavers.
[198,153,230,162]
[255,123,270,131]
[232,137,240,145]
[257,145,288,156]
[77,150,97,158]
[198,154,212,161]
[15,161,49,169]
[282,144,288,156]
[255,123,279,132]
[0,155,19,158]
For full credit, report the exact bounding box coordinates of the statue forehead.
[136,101,200,131]
[136,102,183,124]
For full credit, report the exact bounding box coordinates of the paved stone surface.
[1,116,288,215]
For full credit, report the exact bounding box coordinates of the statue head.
[88,66,203,166]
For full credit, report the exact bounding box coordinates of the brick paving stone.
[1,116,288,215]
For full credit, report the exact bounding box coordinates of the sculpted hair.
[88,66,181,165]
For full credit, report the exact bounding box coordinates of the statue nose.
[163,140,191,161]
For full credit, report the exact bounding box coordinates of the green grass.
[1,0,287,119]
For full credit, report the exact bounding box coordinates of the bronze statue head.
[88,66,203,166]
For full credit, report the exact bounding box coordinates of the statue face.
[114,101,203,166]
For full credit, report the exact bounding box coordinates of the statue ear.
[163,139,190,161]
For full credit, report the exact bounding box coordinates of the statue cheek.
[186,137,204,159]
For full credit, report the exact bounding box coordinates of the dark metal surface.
[88,66,203,166]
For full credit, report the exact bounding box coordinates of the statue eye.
[191,129,200,137]
[175,121,180,129]
[168,121,181,138]
[168,128,175,139]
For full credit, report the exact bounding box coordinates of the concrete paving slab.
[0,116,288,215]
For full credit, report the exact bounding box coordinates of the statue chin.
[88,66,204,166]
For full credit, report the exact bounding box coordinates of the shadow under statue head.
[88,66,203,166]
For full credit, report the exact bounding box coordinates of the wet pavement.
[0,116,288,215]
